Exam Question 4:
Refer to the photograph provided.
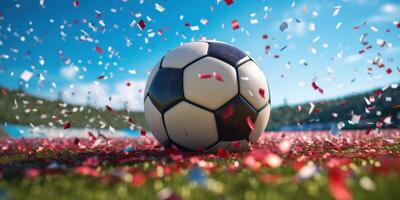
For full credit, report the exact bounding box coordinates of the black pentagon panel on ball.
[148,68,184,113]
[214,95,257,141]
[207,42,247,67]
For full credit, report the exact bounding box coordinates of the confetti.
[332,6,341,16]
[138,19,146,30]
[64,121,71,129]
[20,70,33,82]
[246,116,255,131]
[308,23,316,31]
[73,0,79,7]
[231,20,239,30]
[155,3,165,12]
[198,73,212,79]
[279,22,288,32]
[259,88,265,99]
[328,168,352,200]
[311,81,324,94]
[213,72,224,82]
[224,0,234,6]
[95,45,102,54]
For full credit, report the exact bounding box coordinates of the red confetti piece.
[328,168,352,200]
[386,68,392,74]
[73,0,79,7]
[95,45,102,54]
[126,81,131,87]
[184,22,190,27]
[213,72,224,82]
[138,19,146,30]
[224,0,234,5]
[131,172,146,187]
[262,34,268,40]
[311,81,324,94]
[198,73,212,79]
[231,20,239,30]
[74,138,80,145]
[358,50,365,54]
[397,22,400,28]
[97,75,105,80]
[64,121,71,129]
[246,116,255,131]
[259,88,265,99]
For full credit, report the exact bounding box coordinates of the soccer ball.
[144,41,271,152]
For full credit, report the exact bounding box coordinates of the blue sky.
[0,0,399,111]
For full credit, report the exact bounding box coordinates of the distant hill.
[0,87,146,130]
[1,84,399,132]
[268,84,400,130]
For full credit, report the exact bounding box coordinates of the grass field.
[1,129,400,200]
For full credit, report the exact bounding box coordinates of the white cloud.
[344,54,362,64]
[60,64,79,80]
[62,79,146,111]
[381,4,398,14]
[368,4,400,23]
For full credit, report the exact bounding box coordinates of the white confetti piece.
[200,18,208,25]
[128,69,136,74]
[250,19,258,24]
[155,3,165,12]
[312,36,320,43]
[349,115,361,125]
[190,26,199,31]
[20,70,33,81]
[308,23,315,31]
[335,22,342,30]
[370,26,378,32]
[332,6,341,16]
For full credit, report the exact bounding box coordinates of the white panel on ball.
[164,101,219,150]
[144,59,161,97]
[238,61,269,110]
[144,97,169,144]
[248,104,271,143]
[162,42,209,69]
[184,57,238,110]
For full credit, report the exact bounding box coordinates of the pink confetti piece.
[198,73,212,79]
[246,116,255,131]
[73,0,79,7]
[95,45,102,54]
[213,72,224,82]
[386,68,392,74]
[138,19,146,30]
[224,0,234,6]
[231,20,239,30]
[262,34,268,40]
[259,88,265,99]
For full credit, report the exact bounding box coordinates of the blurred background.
[0,0,399,138]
